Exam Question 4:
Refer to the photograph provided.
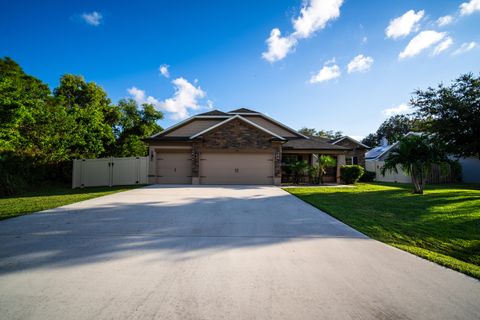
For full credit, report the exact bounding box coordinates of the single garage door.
[156,151,192,184]
[200,152,273,185]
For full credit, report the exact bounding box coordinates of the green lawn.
[0,184,144,220]
[285,183,480,279]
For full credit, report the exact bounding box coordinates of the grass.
[0,184,145,220]
[284,182,480,280]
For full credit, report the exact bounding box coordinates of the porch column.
[191,142,200,185]
[273,146,282,186]
[336,154,346,184]
[148,147,157,184]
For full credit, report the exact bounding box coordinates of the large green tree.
[362,115,419,147]
[54,74,120,158]
[412,73,480,159]
[115,98,163,156]
[0,57,71,162]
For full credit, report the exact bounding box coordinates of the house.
[365,132,479,183]
[365,133,416,183]
[145,108,368,185]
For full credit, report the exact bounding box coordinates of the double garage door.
[156,152,273,185]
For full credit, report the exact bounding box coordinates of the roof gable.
[190,115,285,140]
[148,108,310,140]
[332,136,370,149]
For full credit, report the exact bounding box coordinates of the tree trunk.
[411,167,423,194]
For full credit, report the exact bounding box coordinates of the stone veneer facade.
[201,118,274,150]
[191,118,282,183]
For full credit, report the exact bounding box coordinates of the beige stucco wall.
[244,116,298,138]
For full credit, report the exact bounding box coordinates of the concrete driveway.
[0,185,479,320]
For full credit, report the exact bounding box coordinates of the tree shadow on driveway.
[0,185,366,275]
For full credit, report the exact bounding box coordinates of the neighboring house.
[365,132,479,183]
[365,134,414,183]
[145,108,368,185]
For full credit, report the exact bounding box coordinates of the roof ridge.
[228,107,260,114]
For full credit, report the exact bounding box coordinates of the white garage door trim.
[200,152,274,185]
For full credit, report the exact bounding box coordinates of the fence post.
[109,157,113,187]
[72,159,76,189]
[136,157,140,184]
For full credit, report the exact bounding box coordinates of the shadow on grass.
[287,183,480,268]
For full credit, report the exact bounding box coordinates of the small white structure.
[365,132,480,183]
[72,157,148,188]
[365,160,411,183]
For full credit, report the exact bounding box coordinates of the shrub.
[359,170,376,182]
[340,165,364,184]
[0,152,72,196]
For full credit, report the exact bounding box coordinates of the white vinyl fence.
[72,157,148,188]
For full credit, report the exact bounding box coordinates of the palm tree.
[291,160,309,184]
[381,134,447,194]
[316,155,337,184]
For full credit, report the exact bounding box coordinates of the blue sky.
[1,0,479,139]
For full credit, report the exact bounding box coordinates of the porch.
[281,150,346,184]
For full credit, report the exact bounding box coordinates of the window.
[345,156,358,165]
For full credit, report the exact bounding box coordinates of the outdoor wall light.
[192,150,198,160]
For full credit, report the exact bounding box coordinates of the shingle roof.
[228,108,260,114]
[282,138,348,150]
[307,135,334,143]
[196,110,229,116]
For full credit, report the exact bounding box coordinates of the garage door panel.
[200,153,273,185]
[157,152,192,184]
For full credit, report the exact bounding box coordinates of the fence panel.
[72,157,148,188]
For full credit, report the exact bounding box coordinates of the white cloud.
[128,78,207,120]
[383,103,413,116]
[309,63,341,83]
[385,10,424,39]
[292,0,344,39]
[399,30,446,59]
[262,0,344,62]
[432,37,453,55]
[81,12,102,26]
[159,78,206,120]
[159,64,170,78]
[262,28,297,63]
[452,41,478,55]
[349,135,365,142]
[347,54,374,73]
[127,87,161,106]
[460,0,480,15]
[436,15,453,27]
